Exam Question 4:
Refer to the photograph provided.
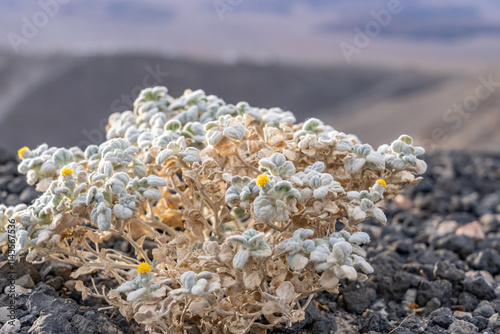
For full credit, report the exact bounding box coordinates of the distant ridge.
[0,53,441,151]
[1,53,497,153]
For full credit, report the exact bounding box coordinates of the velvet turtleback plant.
[0,86,426,333]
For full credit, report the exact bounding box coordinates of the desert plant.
[1,86,426,333]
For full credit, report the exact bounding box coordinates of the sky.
[1,0,500,68]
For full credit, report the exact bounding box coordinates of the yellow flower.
[376,179,387,188]
[60,167,74,177]
[137,262,152,274]
[256,174,269,187]
[18,146,29,159]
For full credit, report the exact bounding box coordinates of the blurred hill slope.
[328,69,500,152]
[0,53,497,153]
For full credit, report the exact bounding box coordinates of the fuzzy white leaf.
[180,271,197,290]
[349,232,371,245]
[223,124,246,140]
[207,131,223,145]
[191,279,208,295]
[288,253,309,271]
[360,198,374,211]
[345,157,365,174]
[232,249,250,269]
[144,188,162,201]
[253,196,277,220]
[116,281,136,292]
[179,148,200,163]
[114,204,133,219]
[145,175,165,187]
[352,255,374,274]
[310,248,329,263]
[415,159,427,174]
[336,265,358,280]
[127,287,147,302]
[372,207,387,224]
[331,241,352,260]
[156,149,174,165]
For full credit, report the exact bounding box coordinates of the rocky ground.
[1,150,500,333]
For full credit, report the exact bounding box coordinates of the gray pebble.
[430,307,454,329]
[19,187,40,204]
[480,213,499,233]
[17,274,35,289]
[458,292,479,312]
[472,300,495,318]
[433,260,465,283]
[448,319,478,334]
[7,176,28,194]
[28,313,75,334]
[71,314,97,334]
[0,175,13,191]
[342,282,377,315]
[466,249,500,275]
[464,275,496,300]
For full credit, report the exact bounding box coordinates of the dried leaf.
[160,209,183,229]
[218,244,234,266]
[319,270,340,292]
[215,136,237,156]
[189,299,209,314]
[75,280,91,300]
[243,271,262,290]
[221,276,237,288]
[151,286,167,299]
[203,241,220,256]
[276,281,295,305]
[134,304,157,324]
[85,230,100,244]
[128,218,152,239]
[314,300,329,311]
[152,248,166,262]
[184,210,206,241]
[170,232,190,246]
[71,266,98,279]
[36,178,52,192]
[261,301,280,315]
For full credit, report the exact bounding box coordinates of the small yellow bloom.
[376,179,387,188]
[256,174,269,187]
[137,262,152,274]
[60,167,74,177]
[18,146,29,159]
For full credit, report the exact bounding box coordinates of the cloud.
[316,1,500,41]
[104,1,175,24]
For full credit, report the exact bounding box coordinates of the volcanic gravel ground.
[1,151,500,333]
